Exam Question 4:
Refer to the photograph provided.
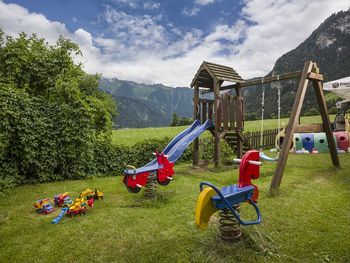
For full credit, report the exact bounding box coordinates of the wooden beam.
[295,124,324,133]
[208,102,213,120]
[193,82,200,166]
[222,93,229,131]
[270,62,313,193]
[242,71,303,87]
[199,98,214,103]
[212,70,303,93]
[312,79,340,168]
[235,85,243,158]
[201,101,207,122]
[214,80,221,167]
[217,76,245,83]
[307,72,323,81]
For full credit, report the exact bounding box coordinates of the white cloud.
[0,0,349,87]
[109,0,139,8]
[181,6,200,17]
[195,0,216,6]
[0,1,69,43]
[143,1,160,10]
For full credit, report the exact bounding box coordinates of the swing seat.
[259,152,278,162]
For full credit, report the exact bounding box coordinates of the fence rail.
[244,128,280,149]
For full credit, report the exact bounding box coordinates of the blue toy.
[52,207,69,224]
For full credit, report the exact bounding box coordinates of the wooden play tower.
[190,61,246,167]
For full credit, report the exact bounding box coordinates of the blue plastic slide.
[124,120,213,175]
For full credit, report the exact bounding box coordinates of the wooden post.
[193,82,200,166]
[229,95,236,131]
[223,93,229,131]
[208,102,213,120]
[235,85,243,158]
[214,80,221,167]
[312,79,340,167]
[202,101,207,122]
[270,61,313,193]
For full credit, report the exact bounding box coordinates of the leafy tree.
[178,117,193,126]
[0,29,117,191]
[170,112,179,126]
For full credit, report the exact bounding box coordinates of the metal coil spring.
[219,205,241,242]
[144,172,157,199]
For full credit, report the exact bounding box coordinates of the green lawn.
[112,115,335,146]
[1,153,349,262]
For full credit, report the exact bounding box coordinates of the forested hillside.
[99,79,192,128]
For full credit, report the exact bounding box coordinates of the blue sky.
[0,0,349,86]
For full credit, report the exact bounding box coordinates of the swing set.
[191,60,341,193]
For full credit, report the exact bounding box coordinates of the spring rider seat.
[195,150,262,242]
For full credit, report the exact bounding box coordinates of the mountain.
[245,9,350,120]
[99,78,193,128]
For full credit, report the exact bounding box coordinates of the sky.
[0,0,349,87]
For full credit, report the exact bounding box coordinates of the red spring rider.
[123,150,174,193]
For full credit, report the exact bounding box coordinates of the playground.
[0,152,349,262]
[1,59,350,262]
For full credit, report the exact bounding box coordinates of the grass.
[1,153,349,262]
[112,115,335,146]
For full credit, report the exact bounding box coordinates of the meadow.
[0,148,349,262]
[1,115,349,263]
[112,115,335,146]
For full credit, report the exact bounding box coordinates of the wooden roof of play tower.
[190,61,244,89]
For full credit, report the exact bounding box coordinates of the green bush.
[0,30,116,192]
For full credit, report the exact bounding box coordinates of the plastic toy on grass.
[52,207,69,224]
[195,150,262,242]
[53,192,71,207]
[33,198,55,214]
[79,189,104,200]
[66,198,88,217]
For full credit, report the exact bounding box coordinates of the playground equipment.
[54,192,71,207]
[333,131,349,152]
[52,207,68,224]
[195,150,262,242]
[66,198,88,217]
[123,119,214,195]
[191,61,340,193]
[33,198,54,214]
[301,133,314,152]
[79,189,104,200]
[292,131,349,153]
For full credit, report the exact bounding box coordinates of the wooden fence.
[244,128,280,149]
